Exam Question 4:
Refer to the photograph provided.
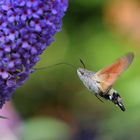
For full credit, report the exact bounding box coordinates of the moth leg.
[105,86,112,94]
[95,94,104,103]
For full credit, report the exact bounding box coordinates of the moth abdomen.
[111,92,125,111]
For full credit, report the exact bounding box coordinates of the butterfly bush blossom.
[0,0,68,108]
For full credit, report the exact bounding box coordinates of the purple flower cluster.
[0,0,68,108]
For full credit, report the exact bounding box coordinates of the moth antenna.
[33,62,77,71]
[79,58,86,69]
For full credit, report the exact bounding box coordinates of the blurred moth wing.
[94,52,134,93]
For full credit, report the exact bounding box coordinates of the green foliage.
[70,0,107,7]
[22,117,71,140]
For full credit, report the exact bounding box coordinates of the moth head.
[77,68,85,76]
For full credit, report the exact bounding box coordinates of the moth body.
[77,52,134,111]
[77,68,125,111]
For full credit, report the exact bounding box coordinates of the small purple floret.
[0,0,68,108]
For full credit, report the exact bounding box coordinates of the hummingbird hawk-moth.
[77,52,134,111]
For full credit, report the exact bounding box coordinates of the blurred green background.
[4,0,140,140]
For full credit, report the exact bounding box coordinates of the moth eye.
[80,71,84,75]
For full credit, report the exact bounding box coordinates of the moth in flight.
[77,52,134,111]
